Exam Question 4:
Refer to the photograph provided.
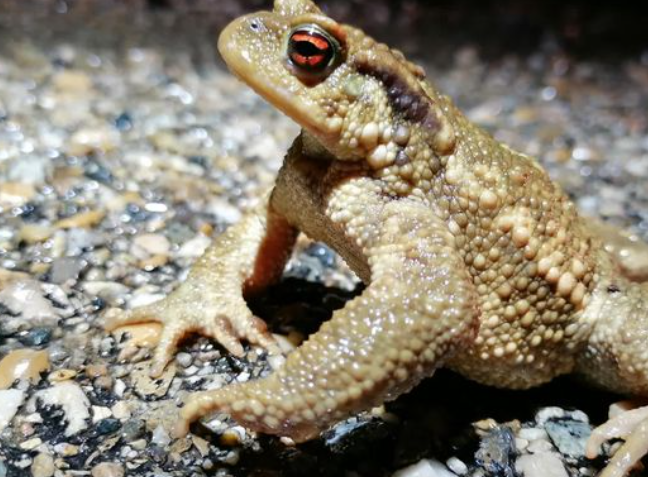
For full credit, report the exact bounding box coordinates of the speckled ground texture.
[0,1,647,477]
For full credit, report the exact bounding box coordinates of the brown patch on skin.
[354,50,440,132]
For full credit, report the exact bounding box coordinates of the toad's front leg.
[176,192,479,442]
[104,199,297,377]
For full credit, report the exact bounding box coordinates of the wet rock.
[0,182,37,207]
[446,457,468,475]
[0,389,25,431]
[53,443,79,457]
[34,381,90,436]
[82,282,129,303]
[111,322,162,349]
[475,427,517,477]
[92,406,112,424]
[48,369,78,383]
[516,452,568,477]
[176,352,193,368]
[52,70,93,94]
[176,234,211,259]
[130,361,176,399]
[120,418,145,441]
[49,257,88,284]
[18,328,53,347]
[0,349,50,389]
[151,424,171,447]
[393,459,457,477]
[95,418,121,435]
[544,419,591,459]
[114,112,133,131]
[132,233,171,257]
[91,462,124,477]
[55,209,106,229]
[67,127,119,156]
[18,224,54,245]
[65,228,106,256]
[30,453,55,477]
[0,280,59,322]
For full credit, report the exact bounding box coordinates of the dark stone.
[84,161,114,185]
[121,419,146,442]
[96,418,121,436]
[18,327,52,347]
[114,112,133,131]
[475,427,518,477]
[304,243,336,268]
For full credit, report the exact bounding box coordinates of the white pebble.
[34,382,90,436]
[516,452,568,477]
[518,428,549,441]
[177,234,211,259]
[0,389,25,431]
[527,439,554,453]
[393,459,457,477]
[446,457,467,475]
[132,233,170,257]
[151,425,171,447]
[535,407,566,425]
[91,406,112,424]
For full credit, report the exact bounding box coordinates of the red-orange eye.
[287,24,340,78]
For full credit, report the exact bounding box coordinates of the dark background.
[1,0,648,62]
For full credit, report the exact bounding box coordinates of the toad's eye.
[287,24,340,79]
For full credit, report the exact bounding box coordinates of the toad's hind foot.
[586,404,648,477]
[173,380,321,443]
[104,295,279,378]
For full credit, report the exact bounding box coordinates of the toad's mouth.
[218,14,334,139]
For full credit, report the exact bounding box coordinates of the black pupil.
[295,40,323,57]
[288,29,334,73]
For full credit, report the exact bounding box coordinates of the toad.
[105,1,648,475]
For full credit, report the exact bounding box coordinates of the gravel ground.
[0,2,647,477]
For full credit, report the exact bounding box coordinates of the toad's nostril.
[249,19,261,31]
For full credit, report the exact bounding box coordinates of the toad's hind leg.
[175,199,479,442]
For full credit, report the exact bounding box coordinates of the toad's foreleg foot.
[104,205,297,377]
[105,293,278,378]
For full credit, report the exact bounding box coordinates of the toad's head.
[218,0,455,169]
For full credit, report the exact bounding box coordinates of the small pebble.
[110,401,131,420]
[176,352,193,368]
[35,381,90,436]
[0,390,25,431]
[120,419,145,442]
[91,462,124,477]
[516,452,568,477]
[0,349,50,389]
[446,457,468,475]
[0,280,59,322]
[30,453,55,477]
[53,443,79,457]
[393,459,457,477]
[18,328,53,347]
[132,233,170,257]
[96,418,121,435]
[151,425,171,447]
[92,406,112,423]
